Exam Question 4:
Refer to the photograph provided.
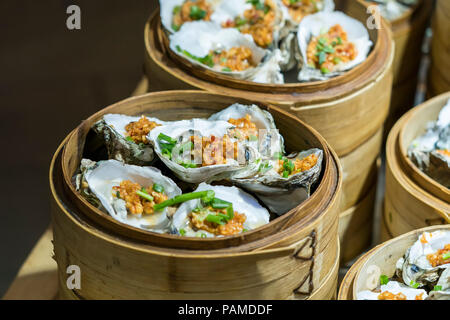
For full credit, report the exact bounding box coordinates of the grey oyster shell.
[93,114,165,166]
[231,148,323,215]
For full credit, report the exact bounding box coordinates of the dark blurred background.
[0,0,158,296]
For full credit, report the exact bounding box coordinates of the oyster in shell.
[79,159,182,232]
[210,0,285,49]
[169,21,278,81]
[426,268,450,300]
[396,230,450,288]
[93,114,165,165]
[364,0,419,21]
[149,118,260,183]
[208,103,285,157]
[408,100,450,188]
[160,0,221,33]
[231,148,323,214]
[357,280,428,300]
[278,0,334,31]
[297,11,372,81]
[171,182,270,237]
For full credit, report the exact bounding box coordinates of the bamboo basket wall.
[384,93,450,239]
[143,0,394,260]
[50,91,342,300]
[338,225,450,300]
[429,0,450,96]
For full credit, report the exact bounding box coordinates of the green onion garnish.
[380,275,389,285]
[206,214,227,225]
[136,190,154,202]
[321,67,330,74]
[189,5,207,20]
[126,136,134,142]
[410,280,420,289]
[433,285,442,291]
[179,229,186,236]
[222,67,232,72]
[210,198,232,209]
[443,252,450,260]
[152,183,164,194]
[157,133,177,145]
[154,190,215,211]
[201,233,207,238]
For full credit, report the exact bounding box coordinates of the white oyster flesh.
[397,230,450,288]
[210,0,285,47]
[159,0,222,33]
[169,21,268,80]
[231,148,323,215]
[208,103,285,156]
[364,0,419,21]
[171,182,270,237]
[149,118,260,184]
[408,99,450,188]
[93,114,166,165]
[357,281,428,300]
[83,159,182,232]
[297,11,372,81]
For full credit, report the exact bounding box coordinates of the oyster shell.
[149,118,260,183]
[278,0,335,31]
[396,230,450,288]
[357,280,428,300]
[364,0,419,21]
[408,99,450,188]
[93,114,165,165]
[297,11,372,81]
[160,0,221,33]
[426,268,450,300]
[231,148,323,214]
[80,159,182,232]
[171,182,270,237]
[169,21,273,81]
[208,103,285,157]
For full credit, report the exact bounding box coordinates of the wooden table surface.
[2,228,58,300]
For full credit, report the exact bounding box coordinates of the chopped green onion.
[154,190,215,211]
[337,36,343,45]
[157,133,177,145]
[126,136,134,142]
[136,190,154,202]
[152,183,164,194]
[201,233,207,238]
[116,191,121,199]
[226,205,234,220]
[205,214,227,225]
[179,229,186,236]
[321,67,330,74]
[433,285,442,291]
[249,135,258,141]
[242,228,248,233]
[189,5,207,20]
[410,280,420,289]
[380,275,389,285]
[171,24,180,32]
[172,5,181,14]
[318,51,326,65]
[222,67,232,72]
[443,252,450,260]
[273,152,283,160]
[210,198,232,209]
[282,171,289,178]
[333,57,341,64]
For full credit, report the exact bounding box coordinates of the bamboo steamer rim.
[352,224,450,300]
[58,90,342,251]
[145,0,394,105]
[386,105,450,222]
[398,92,450,203]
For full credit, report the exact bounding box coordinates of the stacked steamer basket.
[338,225,450,300]
[429,0,450,96]
[362,0,433,134]
[383,92,450,242]
[50,91,342,300]
[143,0,394,263]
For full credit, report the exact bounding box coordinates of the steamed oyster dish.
[160,0,220,32]
[149,118,260,184]
[280,0,334,26]
[93,114,165,165]
[408,99,450,188]
[357,230,450,300]
[76,103,323,237]
[171,183,270,237]
[75,159,182,232]
[364,0,419,21]
[297,11,372,81]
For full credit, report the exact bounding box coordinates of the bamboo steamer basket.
[384,95,450,239]
[352,225,450,300]
[51,91,342,300]
[429,0,450,96]
[398,92,450,204]
[338,225,450,300]
[143,0,394,157]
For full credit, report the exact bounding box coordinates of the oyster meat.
[357,280,428,300]
[149,118,260,183]
[408,99,450,188]
[297,11,372,81]
[93,114,165,165]
[171,182,270,237]
[231,148,323,214]
[80,159,182,232]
